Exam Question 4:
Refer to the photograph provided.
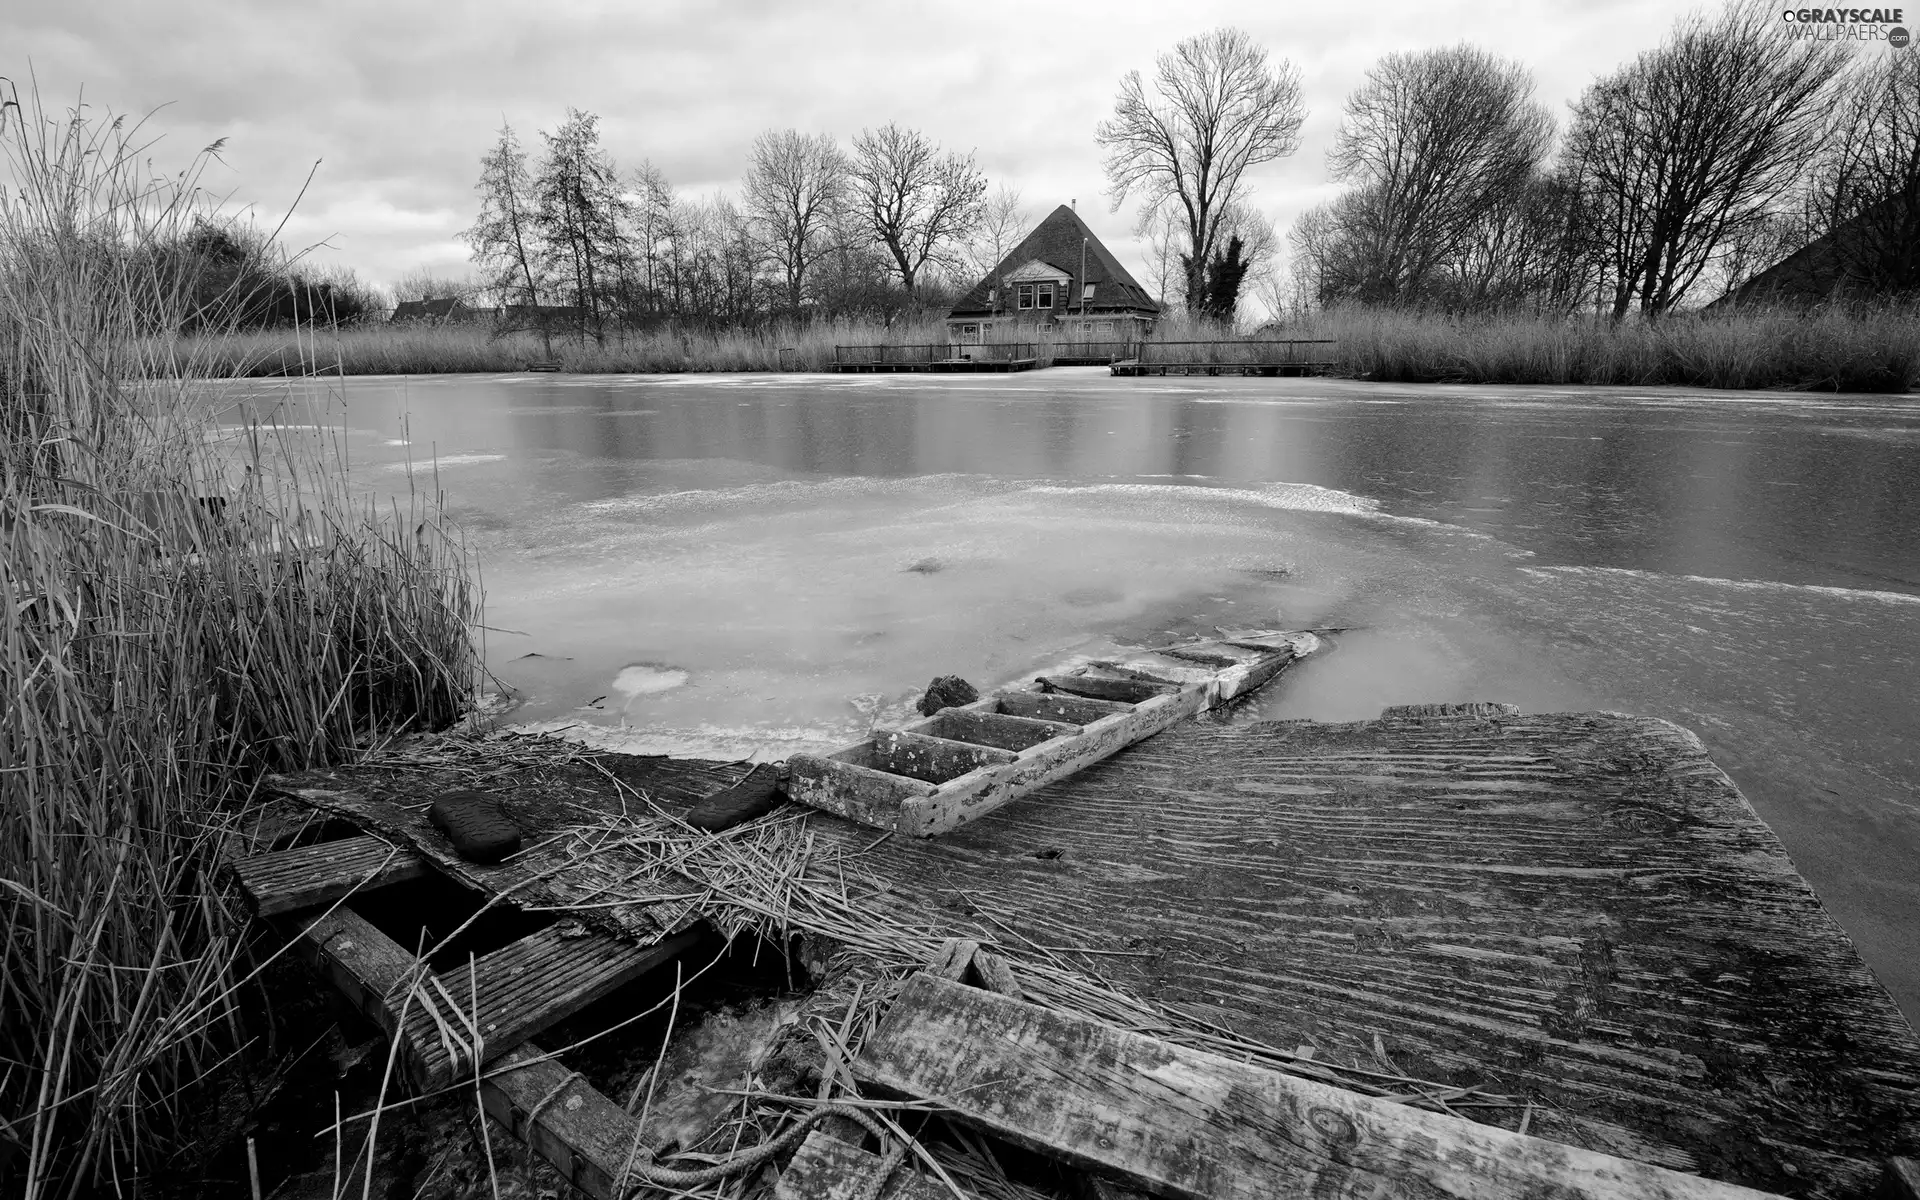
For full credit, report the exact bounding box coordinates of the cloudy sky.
[14,0,1687,294]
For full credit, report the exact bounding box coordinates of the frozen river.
[234,368,1920,1023]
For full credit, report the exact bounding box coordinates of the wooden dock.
[238,703,1920,1198]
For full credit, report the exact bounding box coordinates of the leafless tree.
[1564,0,1848,317]
[463,122,551,351]
[533,108,629,342]
[1805,51,1920,297]
[1096,27,1306,314]
[965,185,1029,281]
[743,129,847,312]
[627,159,676,317]
[391,267,475,304]
[1324,44,1553,306]
[848,123,987,295]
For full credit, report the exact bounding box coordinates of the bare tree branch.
[1096,27,1305,313]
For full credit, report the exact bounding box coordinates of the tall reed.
[0,89,480,1195]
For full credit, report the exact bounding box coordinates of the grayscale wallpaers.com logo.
[1780,7,1914,41]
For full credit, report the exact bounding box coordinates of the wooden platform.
[1110,359,1334,377]
[830,358,1038,373]
[255,706,1920,1197]
[794,705,1920,1196]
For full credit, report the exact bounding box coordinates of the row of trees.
[1283,2,1914,315]
[1095,5,1917,321]
[462,111,1018,337]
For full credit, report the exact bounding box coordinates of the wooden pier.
[232,703,1920,1198]
[831,343,1039,373]
[1111,338,1338,377]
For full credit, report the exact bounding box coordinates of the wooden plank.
[787,754,936,832]
[925,938,981,981]
[1887,1158,1920,1200]
[991,691,1135,725]
[773,1130,948,1200]
[294,905,652,1199]
[230,834,429,917]
[904,708,1080,753]
[868,730,1017,785]
[899,690,1206,837]
[1037,674,1181,705]
[1146,645,1251,669]
[857,974,1784,1200]
[482,1044,649,1199]
[406,926,700,1089]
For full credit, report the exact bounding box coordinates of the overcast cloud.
[13,0,1684,292]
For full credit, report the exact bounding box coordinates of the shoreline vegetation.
[192,304,1920,393]
[1,94,479,1195]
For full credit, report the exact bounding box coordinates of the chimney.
[1071,198,1077,211]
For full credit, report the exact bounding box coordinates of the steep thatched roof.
[949,205,1159,318]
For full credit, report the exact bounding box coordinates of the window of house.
[1083,282,1097,302]
[1096,321,1114,334]
[1037,283,1054,308]
[986,287,996,305]
[960,323,979,342]
[1080,322,1093,334]
[1017,283,1034,309]
[981,322,992,338]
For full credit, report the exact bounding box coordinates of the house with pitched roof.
[947,204,1160,345]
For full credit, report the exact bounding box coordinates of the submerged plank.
[869,729,1017,785]
[991,691,1135,725]
[1037,674,1181,705]
[904,708,1080,752]
[857,974,1782,1200]
[230,834,429,916]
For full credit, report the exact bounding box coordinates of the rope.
[617,1103,895,1195]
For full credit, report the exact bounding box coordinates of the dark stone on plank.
[916,674,979,716]
[684,762,787,831]
[428,789,522,863]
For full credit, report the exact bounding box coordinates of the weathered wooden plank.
[230,834,429,916]
[294,905,653,1199]
[482,1043,647,1199]
[786,754,937,832]
[898,690,1206,837]
[858,974,1783,1200]
[904,708,1081,753]
[1146,645,1250,669]
[868,730,1017,785]
[991,691,1135,725]
[407,926,700,1088]
[925,938,981,982]
[1037,674,1181,705]
[1887,1158,1920,1200]
[773,1130,947,1200]
[969,950,1022,1000]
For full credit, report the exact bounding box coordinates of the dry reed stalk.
[0,86,481,1196]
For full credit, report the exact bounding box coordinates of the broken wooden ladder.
[787,630,1310,837]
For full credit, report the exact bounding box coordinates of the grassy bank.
[201,316,953,376]
[1293,306,1920,393]
[194,303,1920,392]
[0,96,480,1194]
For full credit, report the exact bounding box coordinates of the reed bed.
[193,303,1920,392]
[1286,305,1920,392]
[194,316,954,377]
[0,92,480,1196]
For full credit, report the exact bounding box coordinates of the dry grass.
[193,316,955,376]
[0,91,480,1195]
[1277,305,1920,392]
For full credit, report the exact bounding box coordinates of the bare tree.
[463,122,551,352]
[1564,0,1848,317]
[743,129,847,313]
[1096,27,1306,313]
[965,185,1028,280]
[628,159,676,318]
[1805,51,1920,297]
[533,108,628,342]
[848,123,987,295]
[1325,45,1553,306]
